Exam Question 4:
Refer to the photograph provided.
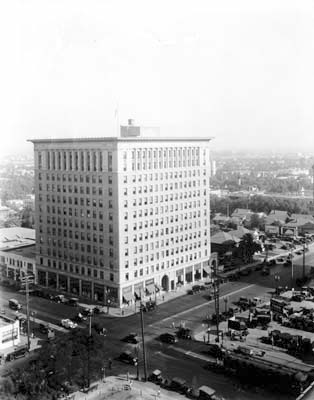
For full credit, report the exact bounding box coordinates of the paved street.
[2,247,314,399]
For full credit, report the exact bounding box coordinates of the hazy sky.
[1,0,314,157]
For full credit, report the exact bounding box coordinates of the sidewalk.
[89,280,212,318]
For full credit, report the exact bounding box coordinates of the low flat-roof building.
[0,227,36,283]
[0,315,20,351]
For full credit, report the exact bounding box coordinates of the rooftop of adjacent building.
[3,244,36,259]
[0,227,35,251]
[0,315,16,328]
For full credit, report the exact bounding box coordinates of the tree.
[12,329,107,399]
[239,233,262,263]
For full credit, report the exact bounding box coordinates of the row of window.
[39,169,207,184]
[38,150,112,172]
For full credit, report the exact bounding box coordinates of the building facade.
[0,316,20,351]
[30,136,212,307]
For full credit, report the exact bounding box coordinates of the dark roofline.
[28,137,213,144]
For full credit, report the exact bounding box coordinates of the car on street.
[159,333,178,344]
[53,295,68,304]
[240,268,251,276]
[39,323,49,334]
[122,332,139,344]
[261,267,270,276]
[72,313,87,323]
[118,351,138,365]
[61,319,78,329]
[255,263,264,271]
[176,327,192,340]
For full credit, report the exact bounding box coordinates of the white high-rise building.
[30,131,213,307]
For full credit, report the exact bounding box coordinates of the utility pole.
[21,275,34,351]
[25,277,31,351]
[312,164,314,207]
[87,310,92,389]
[212,263,220,344]
[303,243,306,280]
[140,303,148,381]
[291,249,294,290]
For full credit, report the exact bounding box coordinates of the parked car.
[176,328,192,340]
[205,343,223,358]
[255,263,264,271]
[122,332,139,344]
[142,301,156,312]
[118,351,138,365]
[169,377,192,395]
[159,333,178,344]
[191,285,202,294]
[5,345,28,362]
[148,369,163,385]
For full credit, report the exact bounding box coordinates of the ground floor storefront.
[34,256,217,307]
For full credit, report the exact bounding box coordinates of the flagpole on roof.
[115,101,120,137]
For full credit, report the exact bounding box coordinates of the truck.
[5,345,28,362]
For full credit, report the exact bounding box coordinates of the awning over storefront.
[146,284,155,295]
[203,264,211,274]
[123,291,133,302]
[155,284,161,292]
[134,288,142,299]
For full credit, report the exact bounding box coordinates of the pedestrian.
[108,358,112,370]
[203,334,206,343]
[157,389,161,397]
[172,321,175,329]
[162,295,165,302]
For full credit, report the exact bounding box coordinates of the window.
[108,152,113,172]
[110,273,114,282]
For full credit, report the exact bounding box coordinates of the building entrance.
[161,275,169,291]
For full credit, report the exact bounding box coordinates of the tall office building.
[30,128,213,307]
